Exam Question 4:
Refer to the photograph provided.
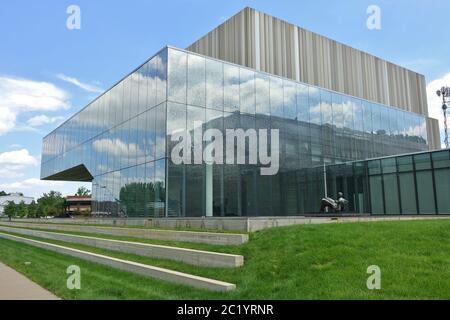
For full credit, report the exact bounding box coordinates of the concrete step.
[0,225,243,268]
[0,232,236,292]
[0,222,248,246]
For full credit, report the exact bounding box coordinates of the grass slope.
[0,219,450,299]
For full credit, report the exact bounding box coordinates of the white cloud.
[56,73,103,93]
[0,76,70,135]
[0,178,64,190]
[426,73,450,148]
[0,149,38,168]
[0,107,16,135]
[0,149,39,179]
[427,73,450,120]
[27,115,65,127]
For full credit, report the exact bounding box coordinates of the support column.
[205,164,213,217]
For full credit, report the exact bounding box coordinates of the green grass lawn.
[1,219,450,299]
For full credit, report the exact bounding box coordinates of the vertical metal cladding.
[187,7,433,128]
[427,117,441,150]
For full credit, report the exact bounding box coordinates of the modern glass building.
[41,8,445,217]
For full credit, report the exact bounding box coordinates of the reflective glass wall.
[41,47,430,217]
[164,48,428,217]
[42,49,168,217]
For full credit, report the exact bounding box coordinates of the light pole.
[436,87,450,149]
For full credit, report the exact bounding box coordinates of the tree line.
[1,187,91,220]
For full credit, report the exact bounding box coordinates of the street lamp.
[436,87,449,149]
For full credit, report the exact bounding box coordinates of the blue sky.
[0,0,449,199]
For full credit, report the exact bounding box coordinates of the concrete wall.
[0,232,236,292]
[187,7,441,150]
[0,225,244,268]
[3,221,249,245]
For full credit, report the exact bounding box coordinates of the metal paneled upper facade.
[187,7,440,149]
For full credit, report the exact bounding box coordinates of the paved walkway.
[0,262,59,300]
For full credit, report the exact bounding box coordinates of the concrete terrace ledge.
[4,215,450,232]
[0,225,244,268]
[0,222,248,246]
[0,232,236,292]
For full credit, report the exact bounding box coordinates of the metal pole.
[437,87,449,149]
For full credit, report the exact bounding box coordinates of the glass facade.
[41,47,430,217]
[320,149,450,215]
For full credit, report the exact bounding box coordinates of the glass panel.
[147,59,156,109]
[128,117,138,167]
[223,164,239,216]
[416,171,436,214]
[185,164,204,217]
[167,159,184,217]
[155,50,168,105]
[270,76,283,118]
[362,102,372,134]
[342,96,354,130]
[353,99,363,133]
[136,113,146,166]
[369,175,384,214]
[255,73,270,115]
[145,107,155,162]
[435,168,450,214]
[144,161,155,217]
[381,158,397,174]
[297,84,310,122]
[206,108,224,216]
[399,172,417,214]
[368,160,381,175]
[283,80,297,120]
[154,159,166,217]
[223,64,240,113]
[397,155,413,172]
[187,54,206,107]
[167,102,187,158]
[135,164,146,216]
[432,150,450,169]
[168,49,187,104]
[240,68,255,115]
[122,76,131,122]
[414,153,431,170]
[383,174,400,214]
[138,64,148,114]
[130,72,140,118]
[205,59,223,110]
[155,103,166,159]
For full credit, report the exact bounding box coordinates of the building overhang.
[41,164,93,182]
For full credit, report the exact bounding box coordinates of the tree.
[0,191,7,196]
[27,201,38,218]
[16,201,28,218]
[37,191,65,217]
[3,202,17,221]
[75,187,91,197]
